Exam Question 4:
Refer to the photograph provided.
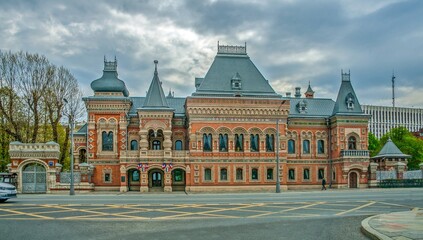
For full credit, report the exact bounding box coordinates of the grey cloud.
[1,0,422,107]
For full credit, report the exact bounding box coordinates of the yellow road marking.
[335,201,376,216]
[156,203,261,219]
[41,204,148,219]
[0,207,53,219]
[247,202,325,218]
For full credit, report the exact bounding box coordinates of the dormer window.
[345,93,355,110]
[296,100,308,113]
[231,72,242,90]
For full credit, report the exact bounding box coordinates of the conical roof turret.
[332,70,363,115]
[142,60,170,109]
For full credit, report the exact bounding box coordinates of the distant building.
[362,105,423,139]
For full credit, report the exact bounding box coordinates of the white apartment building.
[362,105,423,138]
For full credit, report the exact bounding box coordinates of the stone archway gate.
[8,141,61,194]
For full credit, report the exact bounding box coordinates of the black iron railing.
[379,179,423,188]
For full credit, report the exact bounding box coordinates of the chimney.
[286,92,291,98]
[295,87,301,98]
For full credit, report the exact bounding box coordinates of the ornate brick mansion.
[71,44,370,192]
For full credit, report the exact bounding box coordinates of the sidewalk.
[361,208,423,240]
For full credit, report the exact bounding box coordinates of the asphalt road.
[1,188,422,240]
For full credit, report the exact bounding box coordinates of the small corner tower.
[332,70,363,115]
[90,57,129,97]
[305,82,315,98]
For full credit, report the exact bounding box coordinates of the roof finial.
[154,60,158,75]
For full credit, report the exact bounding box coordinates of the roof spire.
[154,60,158,75]
[142,60,170,109]
[305,81,314,98]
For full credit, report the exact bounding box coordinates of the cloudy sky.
[1,0,422,108]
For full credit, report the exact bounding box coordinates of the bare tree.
[18,52,50,143]
[0,51,26,142]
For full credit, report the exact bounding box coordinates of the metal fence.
[379,179,423,188]
[60,172,81,184]
[403,170,423,179]
[376,170,397,181]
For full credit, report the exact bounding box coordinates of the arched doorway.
[149,169,164,192]
[349,172,358,188]
[127,169,140,191]
[22,163,46,193]
[171,169,186,191]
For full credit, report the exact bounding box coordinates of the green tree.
[380,127,423,170]
[368,132,380,157]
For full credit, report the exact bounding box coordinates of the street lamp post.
[64,98,75,196]
[276,118,281,193]
[69,118,75,196]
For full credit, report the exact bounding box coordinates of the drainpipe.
[326,118,332,188]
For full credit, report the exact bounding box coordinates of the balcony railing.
[120,150,189,158]
[340,150,369,157]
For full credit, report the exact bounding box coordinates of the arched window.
[235,134,244,152]
[303,140,310,154]
[250,134,259,152]
[203,134,212,152]
[102,131,113,151]
[79,149,87,163]
[175,140,183,151]
[152,140,161,150]
[288,139,295,154]
[266,134,274,152]
[251,168,258,180]
[348,136,357,150]
[219,134,228,152]
[130,140,138,151]
[220,168,227,181]
[204,168,212,181]
[317,140,325,154]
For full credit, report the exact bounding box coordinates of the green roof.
[130,97,185,117]
[372,138,411,159]
[333,71,363,115]
[193,45,280,98]
[142,60,171,109]
[289,98,335,118]
[90,58,129,97]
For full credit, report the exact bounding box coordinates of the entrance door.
[22,163,46,193]
[152,172,162,187]
[349,172,358,188]
[128,169,140,191]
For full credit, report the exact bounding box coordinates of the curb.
[361,215,392,240]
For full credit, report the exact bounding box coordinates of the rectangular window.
[251,168,258,180]
[318,169,325,180]
[104,173,111,182]
[236,168,243,180]
[220,168,228,181]
[267,168,273,180]
[303,169,310,180]
[173,169,183,182]
[204,168,212,181]
[288,169,295,180]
